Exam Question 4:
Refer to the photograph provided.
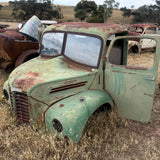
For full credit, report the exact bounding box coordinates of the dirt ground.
[0,21,19,28]
[0,54,160,160]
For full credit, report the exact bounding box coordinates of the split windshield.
[41,32,102,67]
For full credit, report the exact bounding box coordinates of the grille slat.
[9,89,30,123]
[15,92,29,123]
[16,101,28,106]
[9,87,14,111]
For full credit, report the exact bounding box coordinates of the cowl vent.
[49,81,87,93]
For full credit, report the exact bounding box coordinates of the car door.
[104,36,160,122]
[141,27,157,49]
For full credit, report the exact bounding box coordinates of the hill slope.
[0,2,126,23]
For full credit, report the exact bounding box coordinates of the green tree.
[103,0,119,22]
[87,5,105,23]
[9,0,63,21]
[0,4,3,16]
[74,0,97,21]
[0,4,2,10]
[120,7,132,24]
[132,5,154,23]
[120,7,131,17]
[75,0,119,23]
[131,0,160,24]
[148,0,160,24]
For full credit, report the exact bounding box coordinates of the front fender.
[45,90,113,142]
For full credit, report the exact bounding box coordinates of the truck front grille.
[15,92,29,123]
[9,90,30,123]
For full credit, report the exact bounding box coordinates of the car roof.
[44,22,127,39]
[129,23,158,28]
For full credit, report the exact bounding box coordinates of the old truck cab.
[3,22,160,142]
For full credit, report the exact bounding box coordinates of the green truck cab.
[3,22,160,142]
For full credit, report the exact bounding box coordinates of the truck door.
[105,36,160,122]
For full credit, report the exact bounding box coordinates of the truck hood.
[8,56,97,93]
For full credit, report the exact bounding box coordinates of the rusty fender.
[45,90,113,142]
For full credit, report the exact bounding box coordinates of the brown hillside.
[0,2,127,23]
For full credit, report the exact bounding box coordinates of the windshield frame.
[40,31,103,69]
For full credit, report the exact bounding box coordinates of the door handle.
[145,77,155,81]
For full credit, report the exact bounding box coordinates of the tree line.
[120,1,160,25]
[1,0,160,24]
[7,0,119,23]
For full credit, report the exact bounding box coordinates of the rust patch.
[64,80,77,85]
[144,93,153,97]
[59,104,64,108]
[129,23,157,29]
[111,64,148,71]
[124,66,148,70]
[14,71,43,91]
[130,85,136,89]
[14,78,36,89]
[112,69,136,74]
[3,30,25,40]
[51,22,126,38]
[26,71,40,77]
[0,28,39,68]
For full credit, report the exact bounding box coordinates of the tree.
[132,5,154,23]
[0,4,2,10]
[103,0,119,22]
[131,1,160,24]
[74,0,97,21]
[74,0,119,23]
[120,7,131,18]
[148,0,160,24]
[9,0,63,21]
[120,7,132,24]
[0,4,3,16]
[87,5,105,23]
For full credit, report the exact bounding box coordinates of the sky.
[0,0,156,9]
[53,0,155,8]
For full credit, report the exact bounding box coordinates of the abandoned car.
[0,15,43,69]
[128,23,159,53]
[3,22,160,142]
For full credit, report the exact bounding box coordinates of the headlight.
[52,119,63,132]
[3,89,9,100]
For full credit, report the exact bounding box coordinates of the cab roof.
[44,22,127,39]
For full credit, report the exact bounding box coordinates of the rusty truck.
[0,15,43,69]
[3,22,160,142]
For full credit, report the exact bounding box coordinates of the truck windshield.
[64,33,101,67]
[41,32,102,67]
[41,32,64,56]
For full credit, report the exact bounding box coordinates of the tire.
[15,49,39,67]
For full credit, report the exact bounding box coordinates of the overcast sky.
[54,0,155,8]
[0,0,156,8]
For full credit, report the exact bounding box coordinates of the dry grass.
[127,53,155,68]
[0,6,14,20]
[60,6,75,22]
[0,54,160,159]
